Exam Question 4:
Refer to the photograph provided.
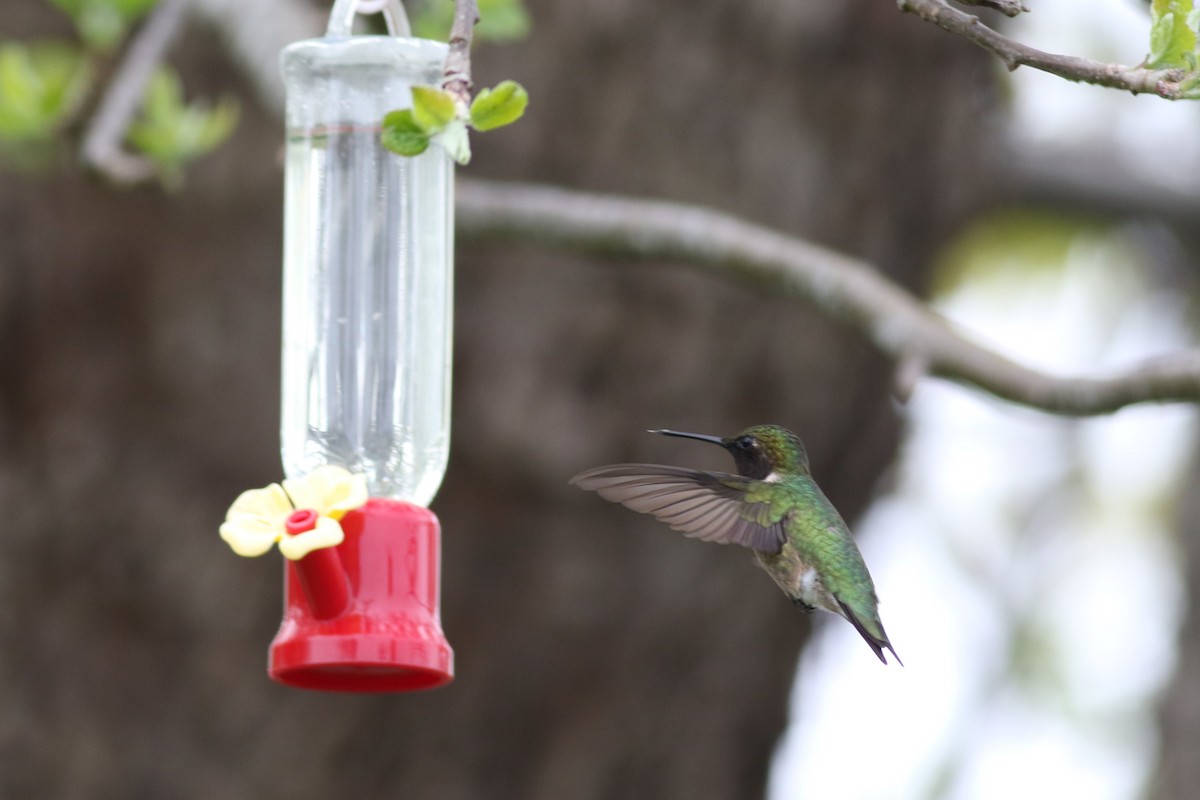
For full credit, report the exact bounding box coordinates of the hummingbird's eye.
[736,436,754,450]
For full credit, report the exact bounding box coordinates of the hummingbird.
[570,425,901,665]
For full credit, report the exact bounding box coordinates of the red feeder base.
[269,498,454,692]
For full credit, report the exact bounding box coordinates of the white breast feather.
[798,567,820,599]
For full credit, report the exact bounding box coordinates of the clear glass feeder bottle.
[280,0,453,506]
[266,0,455,693]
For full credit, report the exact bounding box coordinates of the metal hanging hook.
[327,0,412,38]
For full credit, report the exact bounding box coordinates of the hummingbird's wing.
[569,464,787,553]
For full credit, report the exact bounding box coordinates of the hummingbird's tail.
[838,600,902,666]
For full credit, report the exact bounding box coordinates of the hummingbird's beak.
[648,429,726,447]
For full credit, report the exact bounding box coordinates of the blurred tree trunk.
[0,1,995,798]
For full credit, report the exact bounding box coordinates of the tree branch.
[897,0,1187,98]
[456,178,1200,416]
[79,0,191,183]
[956,0,1027,18]
[1008,142,1200,231]
[69,0,1200,416]
[441,0,479,107]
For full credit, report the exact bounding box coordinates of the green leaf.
[0,41,91,142]
[433,118,471,164]
[126,68,240,187]
[1180,64,1200,97]
[47,0,84,21]
[411,85,457,133]
[111,0,158,17]
[77,3,126,51]
[477,0,531,42]
[48,0,158,51]
[410,1,453,40]
[0,48,39,130]
[198,98,239,150]
[412,0,531,42]
[1149,0,1197,68]
[381,109,431,156]
[469,80,528,131]
[143,68,184,120]
[49,0,160,51]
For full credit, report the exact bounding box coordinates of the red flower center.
[285,509,319,535]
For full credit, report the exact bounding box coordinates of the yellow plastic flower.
[219,466,369,560]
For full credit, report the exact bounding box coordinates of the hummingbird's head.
[650,424,810,479]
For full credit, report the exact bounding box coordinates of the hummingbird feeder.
[219,0,454,692]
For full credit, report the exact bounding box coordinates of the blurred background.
[2,0,1199,798]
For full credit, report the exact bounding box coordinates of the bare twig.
[79,0,191,183]
[956,0,1027,18]
[1009,142,1200,229]
[898,0,1187,98]
[456,178,1200,416]
[441,0,479,107]
[70,0,1200,415]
